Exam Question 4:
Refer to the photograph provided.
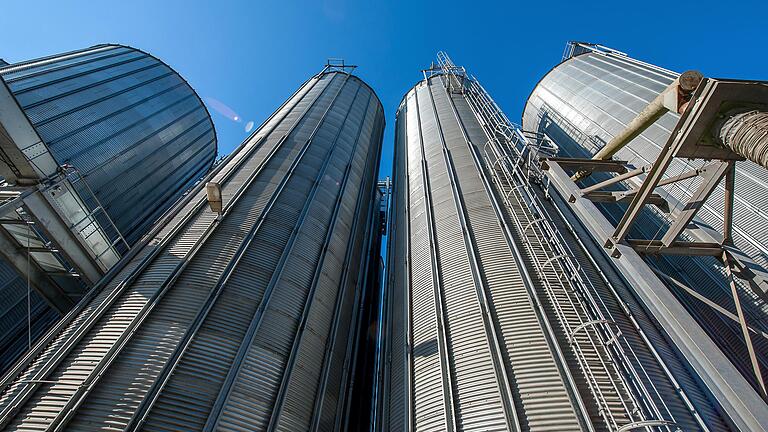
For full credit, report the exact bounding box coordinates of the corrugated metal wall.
[0,44,217,376]
[0,44,217,244]
[382,72,728,431]
[522,49,768,393]
[522,50,768,270]
[0,69,383,431]
[0,260,60,374]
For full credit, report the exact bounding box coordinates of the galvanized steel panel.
[386,77,584,431]
[0,70,384,431]
[523,49,768,395]
[384,66,728,431]
[0,44,217,245]
[0,44,217,376]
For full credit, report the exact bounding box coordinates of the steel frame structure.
[552,75,768,396]
[532,62,768,428]
[544,160,768,431]
[0,73,128,312]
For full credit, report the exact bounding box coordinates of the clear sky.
[2,0,766,179]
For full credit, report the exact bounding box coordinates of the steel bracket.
[542,159,768,430]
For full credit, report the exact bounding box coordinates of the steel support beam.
[627,240,723,257]
[574,160,706,213]
[0,226,73,313]
[545,160,768,431]
[22,190,103,285]
[661,161,729,246]
[582,191,669,209]
[725,245,768,298]
[723,251,768,400]
[553,156,768,299]
[580,165,649,195]
[722,162,736,245]
[0,77,58,183]
[653,269,768,341]
[544,157,628,173]
[611,136,680,242]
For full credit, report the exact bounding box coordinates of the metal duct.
[719,110,768,169]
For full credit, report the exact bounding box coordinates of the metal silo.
[522,42,768,399]
[0,262,60,374]
[0,64,384,431]
[1,44,217,244]
[0,44,217,374]
[523,43,767,268]
[381,53,734,431]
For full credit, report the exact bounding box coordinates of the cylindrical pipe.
[571,70,702,181]
[591,93,667,161]
[591,70,703,162]
[718,110,768,169]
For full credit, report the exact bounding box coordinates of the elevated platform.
[0,76,126,312]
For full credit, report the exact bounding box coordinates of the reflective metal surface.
[382,56,729,431]
[0,44,217,375]
[0,44,217,244]
[0,69,384,431]
[523,46,768,396]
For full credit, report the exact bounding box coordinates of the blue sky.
[2,0,766,179]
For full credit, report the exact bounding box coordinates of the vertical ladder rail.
[473,91,674,430]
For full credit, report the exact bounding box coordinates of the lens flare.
[245,121,255,133]
[204,97,241,122]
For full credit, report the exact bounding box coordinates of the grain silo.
[522,42,768,401]
[1,44,217,243]
[380,52,746,431]
[0,64,384,431]
[0,44,217,373]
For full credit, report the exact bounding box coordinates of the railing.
[435,51,680,431]
[562,42,628,61]
[62,166,130,261]
[535,105,604,155]
[0,165,128,280]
